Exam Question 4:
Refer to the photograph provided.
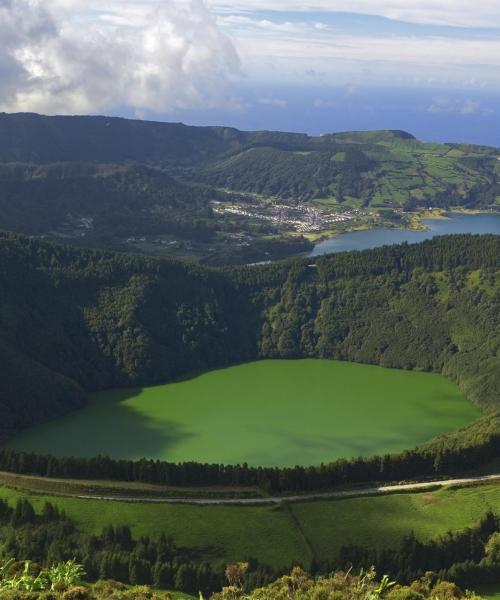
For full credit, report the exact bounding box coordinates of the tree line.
[1,412,499,492]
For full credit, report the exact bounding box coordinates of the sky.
[1,0,499,145]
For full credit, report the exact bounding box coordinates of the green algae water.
[7,360,480,467]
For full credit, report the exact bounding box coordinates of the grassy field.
[5,360,479,467]
[1,483,500,569]
[290,483,500,562]
[0,486,310,569]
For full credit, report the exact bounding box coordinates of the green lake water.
[7,359,480,467]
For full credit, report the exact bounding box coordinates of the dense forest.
[0,162,221,245]
[1,233,500,487]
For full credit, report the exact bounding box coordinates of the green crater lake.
[8,360,480,467]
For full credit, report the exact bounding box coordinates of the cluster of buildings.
[212,201,358,233]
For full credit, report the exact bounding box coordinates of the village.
[211,200,362,233]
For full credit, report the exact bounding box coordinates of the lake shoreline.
[310,209,500,257]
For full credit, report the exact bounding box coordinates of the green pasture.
[6,360,479,467]
[1,483,500,569]
[290,483,500,562]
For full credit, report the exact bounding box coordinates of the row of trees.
[1,411,499,491]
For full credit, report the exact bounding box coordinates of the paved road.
[76,473,500,505]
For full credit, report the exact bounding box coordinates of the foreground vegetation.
[0,562,480,600]
[0,558,191,598]
[211,567,479,600]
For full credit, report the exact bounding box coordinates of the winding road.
[75,473,500,505]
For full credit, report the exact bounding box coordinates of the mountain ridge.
[1,112,495,165]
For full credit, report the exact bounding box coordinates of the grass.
[0,471,265,500]
[5,360,479,468]
[291,483,500,562]
[1,483,500,569]
[475,585,500,600]
[0,486,309,569]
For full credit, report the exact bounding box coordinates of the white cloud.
[231,26,500,88]
[313,98,336,109]
[461,99,481,115]
[258,97,288,108]
[218,14,308,33]
[212,4,500,89]
[3,0,500,117]
[208,0,500,29]
[428,96,488,115]
[0,0,240,114]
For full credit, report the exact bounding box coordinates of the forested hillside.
[2,233,500,470]
[0,114,498,265]
[195,132,500,206]
[0,162,220,246]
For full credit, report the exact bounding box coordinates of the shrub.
[61,588,91,600]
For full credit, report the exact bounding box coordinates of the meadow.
[7,360,480,467]
[1,483,500,569]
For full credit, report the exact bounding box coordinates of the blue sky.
[1,1,499,145]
